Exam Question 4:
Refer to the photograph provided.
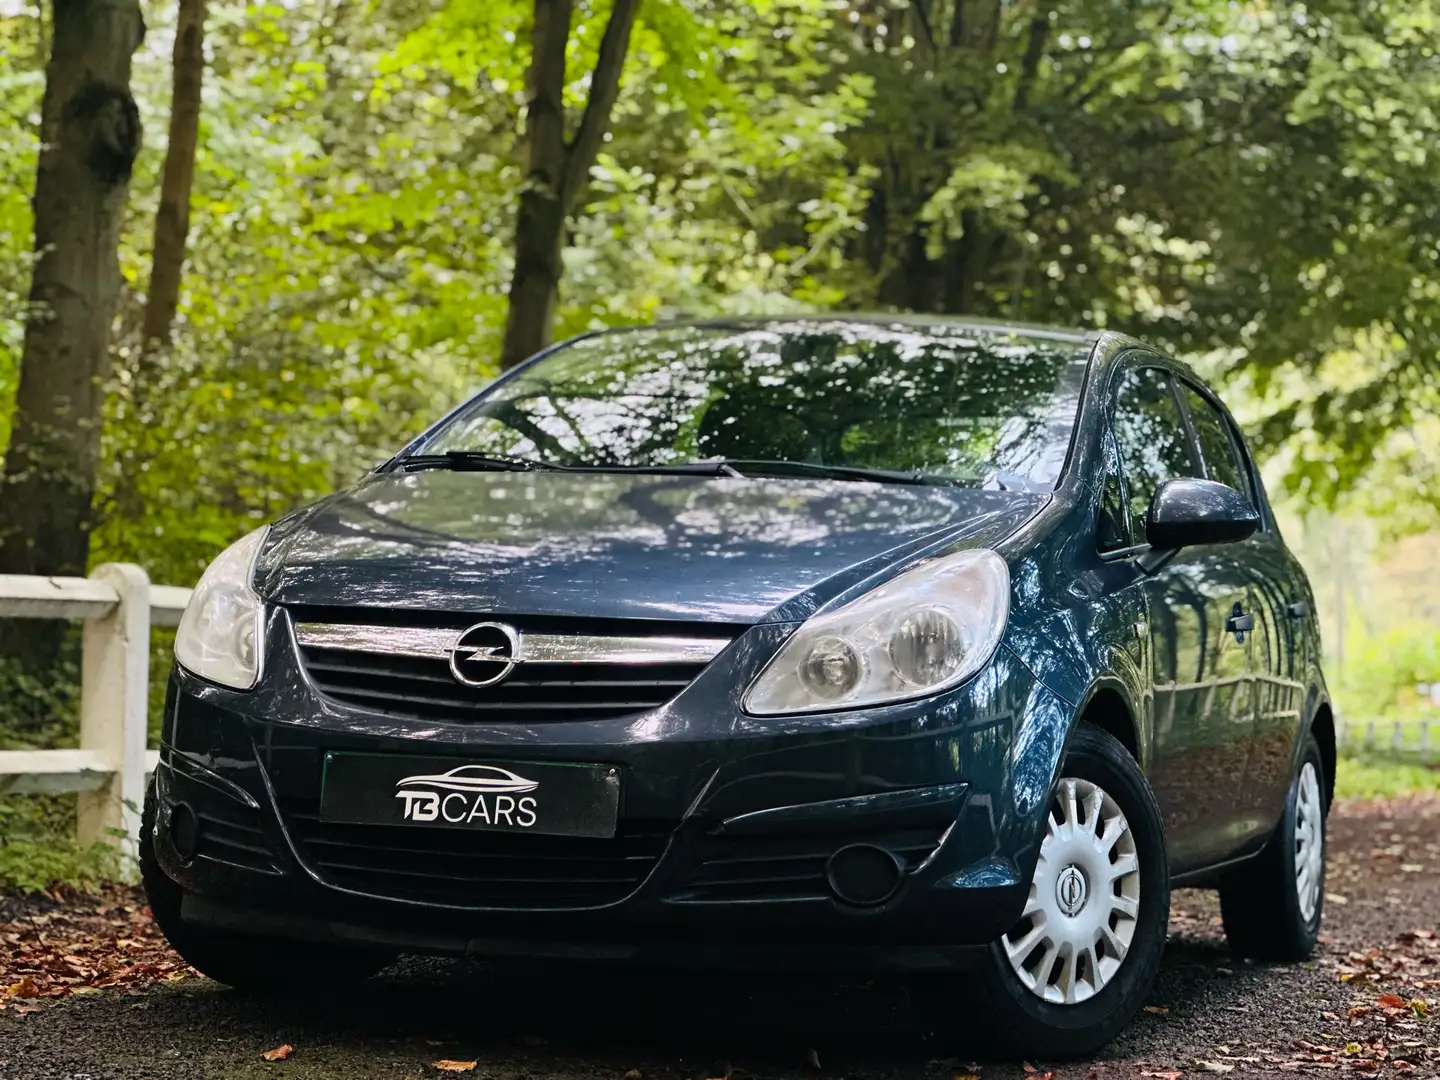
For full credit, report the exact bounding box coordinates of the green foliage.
[1336,755,1440,800]
[1340,621,1440,718]
[0,796,120,894]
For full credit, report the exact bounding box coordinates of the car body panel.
[258,472,1045,625]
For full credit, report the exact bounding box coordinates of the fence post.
[77,563,151,874]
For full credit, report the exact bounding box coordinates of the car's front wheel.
[141,785,394,992]
[913,724,1170,1059]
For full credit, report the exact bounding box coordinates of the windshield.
[414,320,1090,490]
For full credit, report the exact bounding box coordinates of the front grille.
[671,826,948,903]
[296,647,706,723]
[281,799,669,909]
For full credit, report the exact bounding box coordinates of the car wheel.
[1218,732,1327,962]
[141,784,395,992]
[913,724,1170,1059]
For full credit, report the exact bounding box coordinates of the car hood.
[257,471,1045,624]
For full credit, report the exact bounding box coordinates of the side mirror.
[1145,477,1259,551]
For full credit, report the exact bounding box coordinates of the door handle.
[1286,600,1309,620]
[1226,605,1254,642]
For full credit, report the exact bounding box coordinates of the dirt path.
[1,796,1437,1080]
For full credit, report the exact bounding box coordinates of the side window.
[1097,430,1131,551]
[1112,367,1198,535]
[1180,384,1253,503]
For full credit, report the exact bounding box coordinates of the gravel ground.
[1,795,1437,1080]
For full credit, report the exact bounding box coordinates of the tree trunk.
[499,0,639,371]
[141,0,205,348]
[499,0,572,372]
[0,0,145,674]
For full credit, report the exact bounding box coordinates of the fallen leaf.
[1194,1062,1234,1074]
[804,1048,821,1070]
[622,1071,642,1080]
[1143,1005,1170,1015]
[952,1074,981,1080]
[1409,998,1430,1017]
[1377,994,1407,1010]
[262,1045,294,1062]
[1023,1066,1037,1075]
[1140,1072,1183,1080]
[5,976,40,999]
[432,1062,478,1073]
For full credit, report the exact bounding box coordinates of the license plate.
[319,753,620,838]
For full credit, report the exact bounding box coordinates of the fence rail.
[0,567,192,870]
[1337,716,1437,764]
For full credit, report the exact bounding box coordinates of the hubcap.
[1295,761,1324,922]
[1003,777,1142,1005]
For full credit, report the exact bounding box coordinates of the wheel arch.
[1073,676,1144,768]
[1307,699,1337,809]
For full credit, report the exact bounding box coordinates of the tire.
[1218,732,1327,962]
[912,724,1170,1059]
[141,785,395,992]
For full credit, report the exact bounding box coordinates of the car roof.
[612,312,1103,347]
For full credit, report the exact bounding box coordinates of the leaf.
[262,1045,294,1062]
[1377,994,1407,1009]
[432,1063,478,1073]
[1141,1072,1184,1080]
[623,1072,642,1080]
[1194,1062,1235,1074]
[5,976,40,999]
[1143,1005,1170,1015]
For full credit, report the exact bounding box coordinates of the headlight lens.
[174,527,269,690]
[744,548,1010,715]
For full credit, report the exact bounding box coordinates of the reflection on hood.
[258,471,1045,624]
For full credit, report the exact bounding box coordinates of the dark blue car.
[146,318,1332,1057]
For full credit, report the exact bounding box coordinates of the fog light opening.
[825,844,904,907]
[168,802,199,864]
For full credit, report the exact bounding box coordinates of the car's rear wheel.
[141,784,394,992]
[912,724,1170,1059]
[1217,731,1327,961]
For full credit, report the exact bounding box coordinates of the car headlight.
[174,526,270,690]
[744,548,1010,715]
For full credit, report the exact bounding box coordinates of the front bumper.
[154,618,1074,970]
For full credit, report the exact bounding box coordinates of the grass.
[1336,753,1440,800]
[0,795,120,894]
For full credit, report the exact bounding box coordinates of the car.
[144,317,1333,1058]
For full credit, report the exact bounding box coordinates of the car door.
[1176,380,1305,841]
[1111,364,1256,870]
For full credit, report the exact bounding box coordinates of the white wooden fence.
[1337,715,1436,763]
[0,567,191,870]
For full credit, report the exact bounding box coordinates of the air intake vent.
[280,798,670,909]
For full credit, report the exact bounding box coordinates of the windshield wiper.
[693,459,977,486]
[398,451,562,473]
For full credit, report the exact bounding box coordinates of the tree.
[499,0,640,370]
[141,0,206,349]
[0,0,145,672]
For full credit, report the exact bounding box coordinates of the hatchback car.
[145,318,1332,1057]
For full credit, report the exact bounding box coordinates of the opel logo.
[1055,865,1088,917]
[448,622,521,687]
